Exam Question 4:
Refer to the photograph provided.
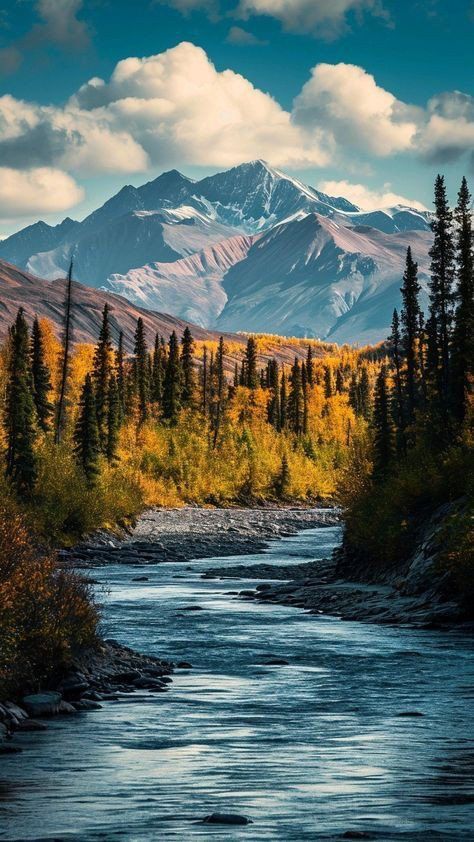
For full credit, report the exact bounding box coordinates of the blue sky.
[0,0,473,234]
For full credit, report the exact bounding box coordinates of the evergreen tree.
[306,345,314,387]
[245,337,258,389]
[274,453,291,498]
[390,309,405,455]
[428,174,455,413]
[116,331,126,420]
[288,358,304,435]
[335,367,344,394]
[133,318,149,423]
[92,303,113,451]
[359,366,371,420]
[201,345,208,415]
[372,364,394,478]
[106,374,120,463]
[55,260,74,444]
[349,372,359,414]
[267,359,281,430]
[162,331,182,422]
[30,316,53,431]
[5,309,37,497]
[280,371,288,429]
[181,327,196,407]
[451,177,474,423]
[324,366,333,398]
[74,374,100,484]
[400,246,421,423]
[151,333,165,405]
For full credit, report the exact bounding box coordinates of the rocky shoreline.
[0,639,177,755]
[61,506,340,569]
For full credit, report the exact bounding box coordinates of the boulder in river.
[176,662,192,669]
[203,813,253,825]
[22,692,61,717]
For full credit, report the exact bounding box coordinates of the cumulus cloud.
[239,0,389,37]
[420,91,474,165]
[0,167,84,219]
[70,42,330,168]
[293,63,420,156]
[319,179,428,211]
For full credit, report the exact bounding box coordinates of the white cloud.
[238,0,388,37]
[420,91,474,164]
[319,179,428,211]
[0,167,84,218]
[71,42,330,168]
[226,26,267,45]
[293,63,420,156]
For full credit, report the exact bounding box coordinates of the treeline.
[343,175,473,604]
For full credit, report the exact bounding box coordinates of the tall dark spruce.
[428,174,455,418]
[92,303,114,451]
[390,308,405,455]
[181,327,196,408]
[106,374,120,463]
[55,260,74,444]
[400,246,421,423]
[162,331,182,422]
[133,317,150,423]
[5,309,37,498]
[288,357,304,435]
[74,373,100,484]
[31,316,53,432]
[245,337,258,389]
[372,364,394,478]
[451,177,474,423]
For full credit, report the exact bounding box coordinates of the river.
[1,518,473,840]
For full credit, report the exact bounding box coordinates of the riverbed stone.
[22,692,62,717]
[203,813,253,825]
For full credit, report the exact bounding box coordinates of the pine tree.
[274,453,291,498]
[74,374,100,484]
[133,318,149,423]
[372,364,394,478]
[306,345,314,386]
[324,366,333,399]
[5,309,37,497]
[280,371,288,430]
[391,309,405,455]
[451,177,474,423]
[181,327,196,407]
[211,337,226,447]
[55,260,74,444]
[335,367,344,394]
[288,358,304,435]
[106,374,120,463]
[428,174,455,413]
[245,337,258,389]
[201,345,208,415]
[400,246,421,423]
[116,330,126,420]
[92,303,113,451]
[267,359,281,430]
[359,366,371,420]
[30,316,53,431]
[151,333,165,405]
[162,331,182,422]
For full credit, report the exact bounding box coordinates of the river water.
[1,519,473,840]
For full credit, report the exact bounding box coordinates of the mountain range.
[0,160,433,344]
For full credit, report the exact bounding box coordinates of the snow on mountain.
[0,160,434,344]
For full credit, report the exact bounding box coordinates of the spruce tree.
[92,303,113,450]
[451,177,474,423]
[324,366,333,399]
[30,316,53,431]
[181,327,196,407]
[400,247,421,423]
[335,367,344,394]
[245,337,258,389]
[391,309,405,455]
[151,333,165,405]
[74,373,100,484]
[359,366,371,420]
[372,364,394,478]
[116,330,126,420]
[133,318,149,423]
[306,345,314,386]
[288,358,304,435]
[201,345,208,415]
[5,309,37,497]
[280,371,288,430]
[274,453,291,498]
[428,174,455,413]
[267,359,281,430]
[55,260,74,444]
[162,331,182,422]
[106,374,120,463]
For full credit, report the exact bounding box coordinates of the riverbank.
[62,506,340,568]
[0,639,175,754]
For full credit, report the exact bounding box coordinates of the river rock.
[73,699,103,711]
[17,718,48,731]
[57,674,90,700]
[22,692,62,717]
[203,813,253,825]
[176,662,192,669]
